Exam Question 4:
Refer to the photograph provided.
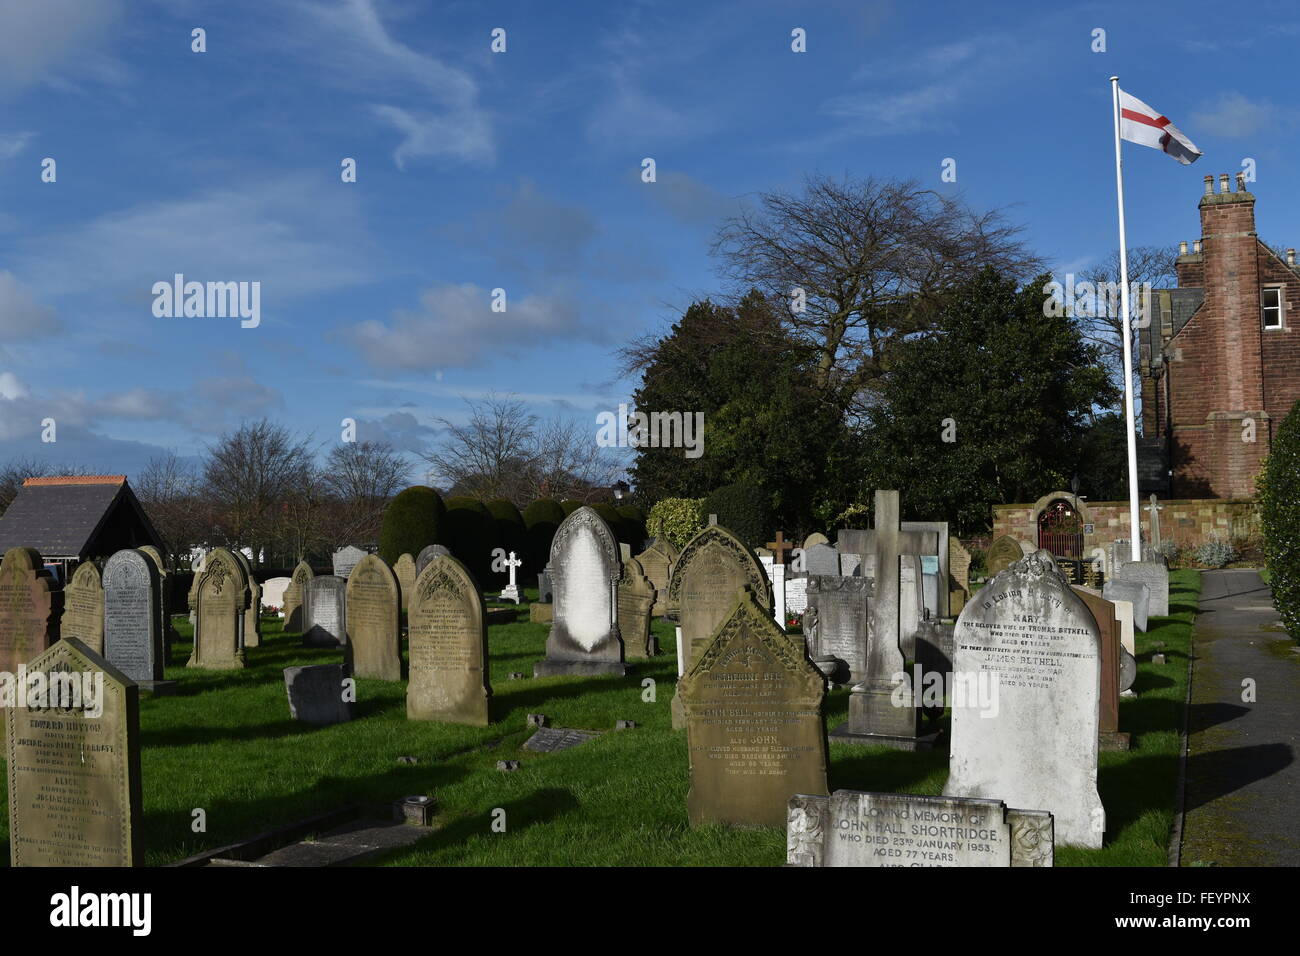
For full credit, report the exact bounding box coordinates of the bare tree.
[134,453,208,568]
[1075,245,1179,410]
[421,395,538,501]
[202,420,317,565]
[318,440,410,547]
[711,174,1043,401]
[527,415,625,503]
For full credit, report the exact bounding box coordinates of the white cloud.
[0,271,61,341]
[341,283,585,370]
[20,174,374,300]
[1193,92,1284,139]
[0,0,122,94]
[370,104,492,168]
[0,131,34,160]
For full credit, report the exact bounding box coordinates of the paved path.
[1179,569,1300,866]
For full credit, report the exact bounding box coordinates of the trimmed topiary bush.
[485,499,526,584]
[701,483,773,551]
[443,497,496,582]
[523,498,566,570]
[646,497,706,548]
[1259,397,1300,637]
[591,503,628,546]
[559,499,583,516]
[378,486,445,565]
[617,505,647,549]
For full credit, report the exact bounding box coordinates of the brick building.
[1139,172,1300,498]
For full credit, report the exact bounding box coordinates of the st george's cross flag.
[1118,88,1202,164]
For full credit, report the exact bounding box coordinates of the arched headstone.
[408,555,490,725]
[534,507,624,677]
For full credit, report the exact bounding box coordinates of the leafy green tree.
[1259,398,1300,638]
[860,268,1116,535]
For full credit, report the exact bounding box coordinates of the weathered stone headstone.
[333,545,367,579]
[523,726,601,753]
[785,574,808,616]
[408,555,491,725]
[283,560,313,632]
[1073,586,1128,750]
[945,551,1105,848]
[806,575,872,683]
[1112,598,1136,658]
[534,507,624,677]
[536,568,554,603]
[0,548,57,676]
[61,561,104,656]
[949,537,972,615]
[304,575,347,647]
[802,532,829,549]
[617,557,656,659]
[416,544,451,576]
[635,539,679,617]
[804,543,840,576]
[345,554,402,680]
[986,535,1026,577]
[786,790,1054,867]
[187,551,206,618]
[667,523,772,727]
[529,603,553,624]
[284,663,352,725]
[6,638,142,866]
[1116,561,1169,618]
[104,549,170,690]
[1103,579,1151,632]
[137,545,175,653]
[245,577,263,648]
[188,548,248,669]
[681,589,828,828]
[393,554,417,612]
[899,555,925,658]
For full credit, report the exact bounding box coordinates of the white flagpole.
[1111,76,1142,564]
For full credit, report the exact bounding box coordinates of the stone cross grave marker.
[499,551,524,604]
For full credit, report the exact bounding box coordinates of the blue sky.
[1,0,1296,485]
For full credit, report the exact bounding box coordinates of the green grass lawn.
[0,572,1202,866]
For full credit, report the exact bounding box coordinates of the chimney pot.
[1219,173,1231,193]
[1235,171,1246,192]
[1204,175,1214,195]
[1289,248,1297,267]
[1193,239,1202,254]
[1179,241,1188,255]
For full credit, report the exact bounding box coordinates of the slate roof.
[0,476,162,559]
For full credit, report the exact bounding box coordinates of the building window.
[1263,287,1284,330]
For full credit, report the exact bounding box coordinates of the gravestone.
[187,552,205,619]
[245,577,263,648]
[804,543,841,577]
[523,727,601,753]
[806,575,872,683]
[1103,579,1151,632]
[6,638,142,866]
[393,554,417,612]
[787,790,1054,867]
[61,561,104,656]
[635,539,678,617]
[530,603,553,624]
[537,568,554,603]
[261,576,291,611]
[617,557,656,659]
[534,507,624,677]
[103,549,170,691]
[304,575,347,647]
[680,589,828,828]
[986,535,1026,577]
[1112,598,1136,658]
[945,551,1104,848]
[345,554,402,680]
[407,554,491,725]
[1072,586,1128,750]
[833,491,931,749]
[416,544,452,576]
[137,545,175,653]
[333,545,367,579]
[840,522,947,616]
[899,555,925,658]
[284,664,352,725]
[785,574,808,616]
[802,532,829,549]
[188,548,248,669]
[949,537,973,598]
[283,560,313,632]
[0,548,57,676]
[498,551,524,604]
[1116,561,1169,618]
[667,523,772,727]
